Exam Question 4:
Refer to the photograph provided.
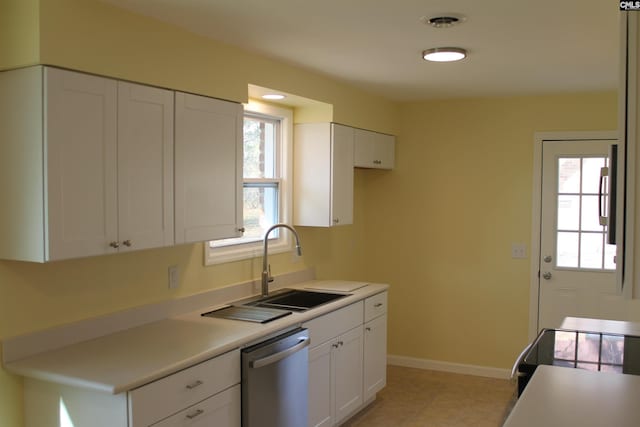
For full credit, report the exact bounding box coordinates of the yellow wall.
[0,0,395,425]
[0,0,622,426]
[362,93,618,369]
[0,0,39,70]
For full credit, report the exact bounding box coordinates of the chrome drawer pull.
[374,303,383,308]
[185,380,203,390]
[186,409,204,419]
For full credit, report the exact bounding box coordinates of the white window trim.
[205,100,293,265]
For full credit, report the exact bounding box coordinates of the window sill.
[204,238,292,265]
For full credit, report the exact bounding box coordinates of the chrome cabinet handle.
[542,272,552,280]
[373,160,382,165]
[237,227,245,233]
[186,380,203,390]
[543,255,552,263]
[333,218,340,224]
[365,327,371,332]
[109,241,120,249]
[122,240,132,247]
[186,409,204,420]
[374,303,383,308]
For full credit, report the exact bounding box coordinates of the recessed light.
[262,94,286,100]
[422,47,467,62]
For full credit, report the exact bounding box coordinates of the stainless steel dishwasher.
[242,327,309,427]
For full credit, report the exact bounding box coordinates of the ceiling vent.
[421,15,465,29]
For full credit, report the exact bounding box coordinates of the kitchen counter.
[503,365,640,427]
[561,316,640,336]
[3,280,388,394]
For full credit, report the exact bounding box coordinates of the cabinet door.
[363,314,387,402]
[308,340,334,427]
[117,82,174,252]
[354,128,395,169]
[334,326,363,424]
[330,124,354,226]
[175,92,243,244]
[151,384,240,427]
[45,67,118,260]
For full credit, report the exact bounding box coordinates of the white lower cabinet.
[363,292,388,403]
[333,326,364,424]
[307,326,364,427]
[151,385,240,427]
[363,314,387,401]
[129,349,240,426]
[23,350,241,427]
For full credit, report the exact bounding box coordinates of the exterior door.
[538,139,618,330]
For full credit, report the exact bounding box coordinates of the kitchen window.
[205,101,293,264]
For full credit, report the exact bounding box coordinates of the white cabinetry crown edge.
[2,268,315,363]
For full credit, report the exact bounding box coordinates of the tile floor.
[343,365,517,427]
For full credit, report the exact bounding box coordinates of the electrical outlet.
[511,243,527,259]
[168,265,179,289]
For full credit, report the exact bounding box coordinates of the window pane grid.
[211,112,283,249]
[555,156,613,271]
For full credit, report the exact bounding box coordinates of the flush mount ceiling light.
[422,47,467,62]
[262,93,286,100]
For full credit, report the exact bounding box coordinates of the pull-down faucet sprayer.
[261,223,302,297]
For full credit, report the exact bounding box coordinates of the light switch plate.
[511,243,527,259]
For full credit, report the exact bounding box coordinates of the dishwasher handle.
[250,337,310,369]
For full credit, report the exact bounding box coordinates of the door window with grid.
[206,102,292,264]
[556,156,616,270]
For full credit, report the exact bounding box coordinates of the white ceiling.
[101,0,620,101]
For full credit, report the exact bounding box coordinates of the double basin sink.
[202,289,350,323]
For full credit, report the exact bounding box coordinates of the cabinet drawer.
[364,292,387,323]
[151,384,240,427]
[129,349,240,427]
[303,302,363,348]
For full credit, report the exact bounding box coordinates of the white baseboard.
[387,354,511,380]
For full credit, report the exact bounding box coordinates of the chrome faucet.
[262,223,303,297]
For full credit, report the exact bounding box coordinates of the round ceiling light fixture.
[422,47,467,62]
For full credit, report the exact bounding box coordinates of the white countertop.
[561,316,640,336]
[504,365,640,427]
[4,280,387,394]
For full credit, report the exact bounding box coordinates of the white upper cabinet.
[354,128,395,170]
[116,81,175,252]
[45,67,119,260]
[294,123,354,227]
[174,92,243,244]
[0,66,175,262]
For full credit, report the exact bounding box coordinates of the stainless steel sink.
[244,289,349,312]
[201,305,292,323]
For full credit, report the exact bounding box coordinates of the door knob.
[543,255,552,263]
[542,271,552,280]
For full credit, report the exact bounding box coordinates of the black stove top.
[516,328,640,395]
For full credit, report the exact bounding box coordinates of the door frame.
[529,130,619,340]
